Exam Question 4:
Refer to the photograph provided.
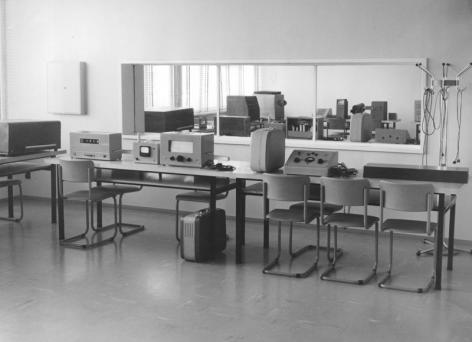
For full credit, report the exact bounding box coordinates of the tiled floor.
[1,198,472,342]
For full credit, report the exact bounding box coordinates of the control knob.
[176,155,185,162]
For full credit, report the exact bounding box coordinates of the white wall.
[5,0,472,239]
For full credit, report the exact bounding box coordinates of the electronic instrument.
[0,120,61,156]
[226,96,260,121]
[160,132,214,168]
[284,149,338,177]
[144,107,194,133]
[254,91,286,122]
[70,131,122,160]
[375,128,409,144]
[250,128,285,172]
[350,113,373,142]
[371,101,388,128]
[336,99,348,118]
[132,140,159,164]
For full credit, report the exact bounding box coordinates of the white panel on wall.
[47,61,86,115]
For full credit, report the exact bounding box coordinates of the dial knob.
[317,158,324,164]
[176,155,185,162]
[170,156,175,161]
[294,157,301,163]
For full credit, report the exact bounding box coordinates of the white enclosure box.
[47,61,86,115]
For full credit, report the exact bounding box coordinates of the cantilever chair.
[96,170,145,237]
[0,179,23,221]
[378,181,437,293]
[320,177,379,285]
[58,159,118,249]
[262,173,320,278]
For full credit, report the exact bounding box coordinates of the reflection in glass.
[317,64,422,144]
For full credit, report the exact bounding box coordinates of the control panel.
[284,149,338,177]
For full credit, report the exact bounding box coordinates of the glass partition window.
[123,60,424,147]
[316,64,423,144]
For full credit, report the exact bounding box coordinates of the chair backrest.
[263,173,310,202]
[379,181,434,212]
[320,177,370,207]
[59,159,94,184]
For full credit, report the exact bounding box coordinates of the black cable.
[453,89,464,164]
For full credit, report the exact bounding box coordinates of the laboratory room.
[1,0,472,341]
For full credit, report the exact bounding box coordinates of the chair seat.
[325,213,378,229]
[99,185,142,195]
[289,201,343,215]
[64,187,115,201]
[176,191,227,202]
[267,207,319,223]
[381,219,437,234]
[0,179,21,188]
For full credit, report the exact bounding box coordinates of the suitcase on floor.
[180,208,226,262]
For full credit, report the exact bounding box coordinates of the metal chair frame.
[319,177,379,285]
[377,181,436,293]
[262,173,320,278]
[0,179,23,222]
[58,160,118,249]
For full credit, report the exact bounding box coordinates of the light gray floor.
[1,198,472,342]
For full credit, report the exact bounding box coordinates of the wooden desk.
[0,150,64,223]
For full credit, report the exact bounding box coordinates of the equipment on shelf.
[70,131,122,161]
[144,107,194,133]
[250,128,285,173]
[350,113,373,142]
[0,120,61,156]
[284,149,338,177]
[132,140,159,164]
[254,91,286,122]
[371,101,388,128]
[375,128,409,144]
[160,131,214,168]
[219,115,252,136]
[180,208,227,262]
[226,95,260,122]
[336,99,349,119]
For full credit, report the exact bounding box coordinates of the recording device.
[132,140,159,164]
[284,150,338,177]
[0,120,61,156]
[70,131,122,160]
[250,128,285,173]
[160,131,214,168]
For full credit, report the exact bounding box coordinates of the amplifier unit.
[336,99,348,119]
[284,149,338,177]
[371,101,388,128]
[133,140,159,164]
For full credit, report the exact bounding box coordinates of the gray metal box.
[0,120,61,156]
[70,131,122,160]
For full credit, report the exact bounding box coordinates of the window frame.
[121,58,427,154]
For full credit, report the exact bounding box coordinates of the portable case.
[180,208,226,262]
[250,128,285,172]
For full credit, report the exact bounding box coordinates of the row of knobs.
[293,156,325,164]
[170,155,192,162]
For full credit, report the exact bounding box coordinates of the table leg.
[7,174,13,218]
[434,194,445,290]
[57,165,65,241]
[447,195,457,271]
[235,179,245,264]
[263,196,269,249]
[50,165,57,224]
